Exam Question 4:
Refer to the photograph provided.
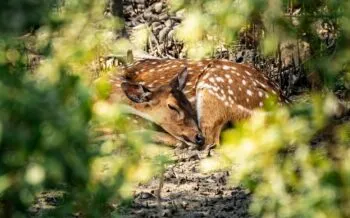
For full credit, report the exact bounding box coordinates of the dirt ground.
[30,146,251,218]
[118,148,251,218]
[30,114,349,217]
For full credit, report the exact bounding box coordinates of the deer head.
[120,68,205,147]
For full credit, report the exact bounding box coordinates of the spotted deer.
[109,65,205,147]
[109,58,288,149]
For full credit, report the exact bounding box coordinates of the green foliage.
[173,0,350,217]
[0,58,97,216]
[201,95,350,217]
[0,0,59,35]
[172,0,350,88]
[2,0,350,217]
[0,0,167,217]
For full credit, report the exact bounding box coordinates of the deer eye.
[167,104,180,114]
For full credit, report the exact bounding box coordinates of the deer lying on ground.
[109,59,287,149]
[109,64,205,147]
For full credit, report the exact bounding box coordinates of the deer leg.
[203,121,225,146]
[196,90,254,148]
[196,90,228,147]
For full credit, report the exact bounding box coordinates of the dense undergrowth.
[1,0,350,217]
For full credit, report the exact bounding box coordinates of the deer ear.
[171,67,188,91]
[121,82,152,103]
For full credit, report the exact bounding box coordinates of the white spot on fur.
[228,89,234,95]
[197,82,215,91]
[216,77,224,82]
[259,102,264,107]
[209,77,215,83]
[203,73,210,80]
[259,82,267,88]
[238,105,244,110]
[247,89,253,96]
[225,74,231,79]
[228,79,233,84]
[149,69,155,72]
[245,70,252,76]
[228,96,233,103]
[242,80,247,85]
[208,89,215,95]
[222,65,230,70]
[220,94,226,101]
[258,91,263,97]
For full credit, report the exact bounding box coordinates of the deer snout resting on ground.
[109,65,205,147]
[109,58,287,149]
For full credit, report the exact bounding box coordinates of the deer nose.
[195,133,205,146]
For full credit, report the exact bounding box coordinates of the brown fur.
[110,59,287,148]
[109,65,203,147]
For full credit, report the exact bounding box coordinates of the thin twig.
[157,170,165,216]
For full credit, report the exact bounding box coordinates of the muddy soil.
[29,147,251,218]
[119,148,251,218]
